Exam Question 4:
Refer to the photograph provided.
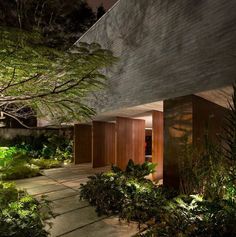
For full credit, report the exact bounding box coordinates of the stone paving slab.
[52,195,89,215]
[15,176,57,189]
[49,206,105,237]
[62,217,139,237]
[44,173,92,183]
[27,183,66,196]
[61,178,89,189]
[36,188,78,201]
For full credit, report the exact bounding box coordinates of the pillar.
[93,121,116,168]
[163,95,228,189]
[116,117,145,170]
[152,111,164,180]
[74,124,92,164]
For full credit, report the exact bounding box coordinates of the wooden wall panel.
[193,96,228,149]
[74,124,92,164]
[164,95,228,189]
[164,96,193,189]
[93,121,116,168]
[152,111,164,180]
[116,117,145,170]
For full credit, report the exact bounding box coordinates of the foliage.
[0,0,96,49]
[0,133,72,179]
[0,182,53,237]
[0,146,40,180]
[10,134,72,160]
[221,84,236,185]
[80,160,169,224]
[30,158,62,169]
[96,4,106,20]
[112,159,157,180]
[139,195,236,237]
[120,182,166,224]
[1,164,40,181]
[0,27,116,126]
[0,147,18,166]
[178,136,227,199]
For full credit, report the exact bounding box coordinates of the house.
[74,0,236,188]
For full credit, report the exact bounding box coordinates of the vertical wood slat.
[74,124,92,164]
[93,121,116,168]
[152,111,164,180]
[116,117,145,170]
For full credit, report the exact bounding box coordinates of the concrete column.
[74,124,92,164]
[93,121,116,168]
[116,117,145,170]
[164,95,228,189]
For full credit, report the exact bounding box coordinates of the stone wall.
[0,127,73,144]
[77,0,236,114]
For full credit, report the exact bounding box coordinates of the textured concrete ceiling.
[196,86,233,109]
[92,86,234,127]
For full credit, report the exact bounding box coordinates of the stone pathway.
[15,164,139,237]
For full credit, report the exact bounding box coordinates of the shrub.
[11,134,73,161]
[80,160,169,224]
[30,158,62,169]
[120,181,166,224]
[80,172,125,215]
[0,148,41,180]
[0,182,53,237]
[139,195,236,237]
[1,162,40,180]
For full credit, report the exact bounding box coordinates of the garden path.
[15,164,139,237]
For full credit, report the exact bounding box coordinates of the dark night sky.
[86,0,118,12]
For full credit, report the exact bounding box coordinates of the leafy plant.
[178,134,227,199]
[0,147,16,167]
[80,160,168,224]
[139,195,236,237]
[30,158,62,169]
[221,84,236,201]
[112,159,157,180]
[0,182,53,237]
[0,147,41,180]
[1,162,40,181]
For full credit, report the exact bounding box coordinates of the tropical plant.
[30,158,62,169]
[138,195,236,237]
[80,160,168,224]
[222,84,236,184]
[0,182,53,237]
[178,134,227,199]
[112,159,157,180]
[0,146,41,180]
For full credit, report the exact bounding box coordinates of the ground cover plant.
[0,134,72,180]
[0,182,53,237]
[0,147,41,180]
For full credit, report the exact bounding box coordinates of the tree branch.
[0,73,41,93]
[2,111,32,129]
[0,69,95,102]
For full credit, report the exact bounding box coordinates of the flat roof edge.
[74,0,121,45]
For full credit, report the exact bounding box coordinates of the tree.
[0,0,96,49]
[97,4,106,20]
[0,27,116,127]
